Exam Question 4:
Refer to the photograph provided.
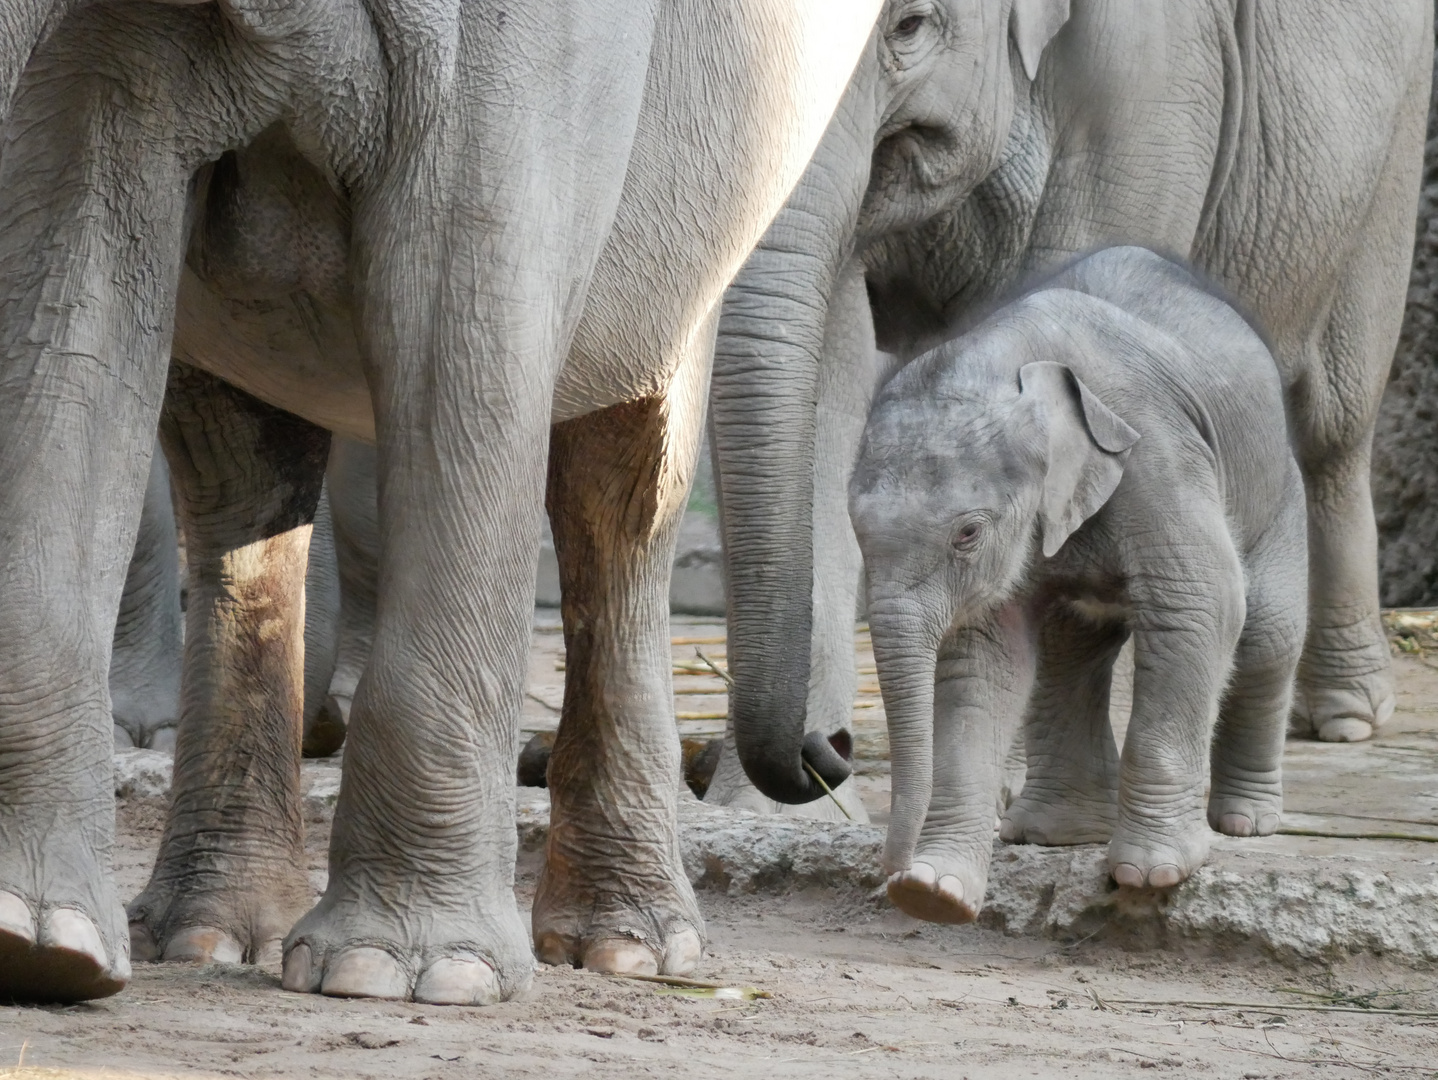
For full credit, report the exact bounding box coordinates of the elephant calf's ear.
[1018,361,1140,558]
[1010,0,1071,81]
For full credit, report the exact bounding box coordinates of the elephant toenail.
[584,938,659,977]
[937,875,964,902]
[1111,863,1145,889]
[0,892,36,944]
[532,931,575,969]
[1256,814,1281,835]
[162,926,243,964]
[281,943,314,993]
[253,938,284,968]
[321,946,409,1000]
[662,928,702,976]
[998,818,1021,843]
[905,862,937,887]
[1146,864,1182,888]
[128,921,160,962]
[1218,813,1254,837]
[1377,697,1396,727]
[42,909,108,969]
[1317,717,1372,743]
[415,955,499,1006]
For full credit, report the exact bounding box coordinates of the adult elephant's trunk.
[866,596,940,875]
[711,85,877,805]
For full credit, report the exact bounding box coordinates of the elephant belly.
[552,0,882,421]
[171,266,375,442]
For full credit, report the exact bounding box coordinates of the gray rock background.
[1374,33,1438,605]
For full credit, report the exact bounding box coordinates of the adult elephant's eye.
[894,14,924,36]
[953,521,981,549]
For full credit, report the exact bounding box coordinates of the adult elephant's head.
[712,0,1071,804]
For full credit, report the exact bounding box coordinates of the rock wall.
[1374,42,1438,606]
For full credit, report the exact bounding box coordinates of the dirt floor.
[2,615,1437,1079]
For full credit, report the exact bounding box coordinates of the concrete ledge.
[115,752,1438,965]
[677,797,1438,964]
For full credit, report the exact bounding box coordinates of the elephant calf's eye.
[953,522,982,549]
[893,14,925,36]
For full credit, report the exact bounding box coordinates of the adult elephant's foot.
[999,784,1117,846]
[127,859,313,967]
[280,884,529,1005]
[0,858,130,1003]
[531,818,704,977]
[1292,623,1395,743]
[301,695,348,758]
[1292,684,1393,743]
[885,846,988,925]
[1107,810,1211,889]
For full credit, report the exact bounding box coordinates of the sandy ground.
[3,615,1437,1079]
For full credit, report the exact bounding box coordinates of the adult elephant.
[712,0,1431,818]
[0,0,881,1003]
[109,446,183,753]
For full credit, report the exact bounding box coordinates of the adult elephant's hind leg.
[1209,493,1306,836]
[532,358,708,977]
[1291,52,1428,744]
[127,365,328,966]
[110,445,183,752]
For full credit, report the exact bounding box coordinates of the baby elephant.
[850,246,1307,925]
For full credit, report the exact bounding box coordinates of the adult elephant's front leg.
[0,12,222,1001]
[533,346,709,977]
[127,365,328,966]
[280,0,657,1005]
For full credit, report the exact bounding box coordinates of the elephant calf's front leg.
[888,613,1034,925]
[1111,574,1244,889]
[533,385,706,976]
[127,365,329,966]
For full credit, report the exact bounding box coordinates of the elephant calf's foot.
[127,861,313,967]
[0,890,130,1003]
[1206,782,1281,838]
[999,784,1117,846]
[1107,810,1211,889]
[885,847,990,925]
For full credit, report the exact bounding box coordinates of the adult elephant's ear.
[1010,0,1071,80]
[1019,361,1140,557]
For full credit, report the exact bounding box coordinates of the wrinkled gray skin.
[851,247,1308,922]
[712,0,1432,814]
[110,446,344,759]
[0,0,881,1003]
[109,444,182,753]
[299,482,342,756]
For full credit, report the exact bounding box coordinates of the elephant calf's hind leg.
[1000,607,1124,847]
